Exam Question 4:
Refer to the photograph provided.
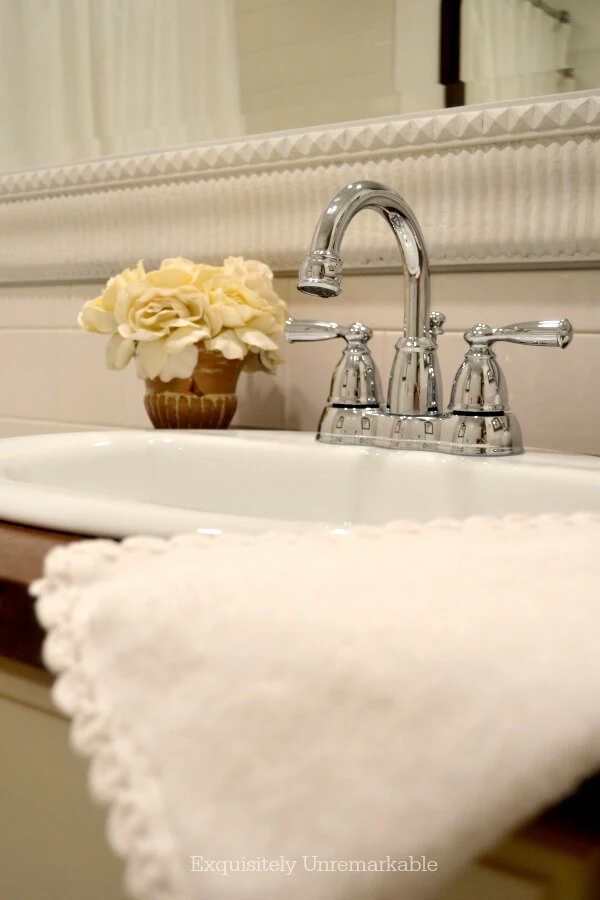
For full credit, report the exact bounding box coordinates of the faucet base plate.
[317,407,524,456]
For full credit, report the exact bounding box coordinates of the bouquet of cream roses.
[78,256,288,381]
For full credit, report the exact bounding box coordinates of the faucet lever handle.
[464,319,573,349]
[284,318,382,409]
[450,318,574,417]
[429,311,446,338]
[284,318,372,344]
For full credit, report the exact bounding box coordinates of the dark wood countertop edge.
[0,520,85,670]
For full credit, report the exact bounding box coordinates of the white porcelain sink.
[0,430,599,537]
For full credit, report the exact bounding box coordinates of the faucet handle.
[284,317,382,408]
[450,318,574,414]
[464,319,573,349]
[284,318,372,344]
[429,311,446,338]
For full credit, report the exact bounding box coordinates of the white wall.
[567,0,600,91]
[234,0,443,135]
[394,0,444,113]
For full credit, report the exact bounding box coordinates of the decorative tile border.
[1,90,599,282]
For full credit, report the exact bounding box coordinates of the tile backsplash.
[0,269,598,454]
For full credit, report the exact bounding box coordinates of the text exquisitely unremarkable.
[190,855,439,876]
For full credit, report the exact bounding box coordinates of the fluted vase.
[144,349,243,429]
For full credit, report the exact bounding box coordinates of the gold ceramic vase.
[144,349,244,429]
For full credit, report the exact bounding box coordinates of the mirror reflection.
[1,0,598,174]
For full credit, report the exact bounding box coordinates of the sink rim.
[0,429,599,539]
[0,430,326,538]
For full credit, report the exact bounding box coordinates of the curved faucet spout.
[297,181,431,341]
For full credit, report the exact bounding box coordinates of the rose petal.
[245,313,278,334]
[114,286,135,325]
[106,334,135,370]
[159,344,199,381]
[131,328,169,342]
[117,323,135,339]
[259,348,283,372]
[137,339,168,379]
[100,261,145,312]
[235,328,279,351]
[146,268,193,289]
[78,301,116,334]
[166,325,210,351]
[169,317,202,328]
[203,304,223,336]
[191,264,224,286]
[160,257,197,269]
[211,300,242,328]
[205,331,246,360]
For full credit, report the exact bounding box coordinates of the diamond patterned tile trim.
[0,93,599,281]
[1,93,598,201]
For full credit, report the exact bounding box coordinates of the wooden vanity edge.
[0,520,84,669]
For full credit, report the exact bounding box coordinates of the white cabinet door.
[0,665,127,900]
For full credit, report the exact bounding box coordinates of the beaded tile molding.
[0,90,599,283]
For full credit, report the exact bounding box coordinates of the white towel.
[32,514,600,900]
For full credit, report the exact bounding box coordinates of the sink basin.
[0,430,599,537]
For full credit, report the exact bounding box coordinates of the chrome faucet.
[296,181,441,416]
[285,181,573,456]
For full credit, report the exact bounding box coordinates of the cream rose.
[223,256,284,307]
[77,260,146,334]
[78,256,287,381]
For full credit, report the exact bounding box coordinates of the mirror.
[1,0,599,174]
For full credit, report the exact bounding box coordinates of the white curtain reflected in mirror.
[0,0,242,171]
[0,0,599,175]
[461,0,574,103]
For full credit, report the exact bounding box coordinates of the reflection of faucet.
[286,181,573,456]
